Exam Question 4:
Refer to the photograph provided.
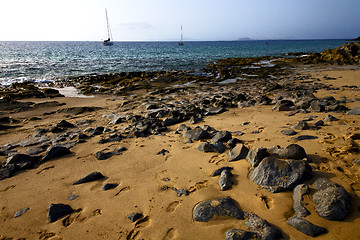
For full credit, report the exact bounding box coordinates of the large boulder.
[249,156,312,193]
[193,197,244,222]
[312,178,351,221]
[246,147,269,167]
[228,144,249,162]
[268,144,307,160]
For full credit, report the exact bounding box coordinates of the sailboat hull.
[103,41,114,46]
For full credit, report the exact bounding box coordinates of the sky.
[0,0,359,41]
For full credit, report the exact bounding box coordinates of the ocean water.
[0,40,348,86]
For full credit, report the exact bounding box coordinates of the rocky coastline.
[0,43,359,239]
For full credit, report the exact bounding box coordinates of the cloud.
[117,22,153,30]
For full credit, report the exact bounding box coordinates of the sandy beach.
[0,62,359,240]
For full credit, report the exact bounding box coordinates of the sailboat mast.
[105,8,113,40]
[180,25,183,42]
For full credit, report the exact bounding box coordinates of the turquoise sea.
[0,40,348,86]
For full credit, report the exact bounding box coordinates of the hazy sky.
[1,0,359,41]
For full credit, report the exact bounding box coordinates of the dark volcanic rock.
[281,129,298,136]
[244,212,282,240]
[102,183,119,190]
[292,135,318,141]
[324,114,338,122]
[211,130,232,143]
[197,142,225,153]
[225,229,259,240]
[183,127,209,141]
[193,197,244,222]
[228,144,249,162]
[95,150,114,160]
[249,156,312,193]
[272,99,295,111]
[40,146,72,163]
[246,147,269,167]
[56,120,75,128]
[73,171,105,185]
[312,178,351,221]
[293,184,310,217]
[268,144,307,160]
[292,120,310,130]
[5,154,36,169]
[47,203,74,223]
[218,169,233,191]
[287,216,327,237]
[14,207,30,218]
[57,106,101,115]
[211,167,233,177]
[347,107,360,115]
[127,213,143,222]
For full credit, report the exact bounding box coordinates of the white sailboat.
[103,9,113,46]
[178,25,184,46]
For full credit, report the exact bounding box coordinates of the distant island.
[237,37,253,41]
[348,36,360,41]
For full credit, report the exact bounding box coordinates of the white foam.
[50,87,94,98]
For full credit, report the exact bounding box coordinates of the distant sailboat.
[178,25,184,46]
[103,9,113,46]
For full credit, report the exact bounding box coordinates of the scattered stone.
[292,120,310,130]
[67,193,79,201]
[272,99,295,111]
[174,188,189,197]
[292,135,318,141]
[250,156,312,193]
[293,184,310,217]
[197,142,224,153]
[226,138,242,148]
[311,101,325,112]
[324,114,338,122]
[268,144,307,160]
[287,216,327,237]
[47,203,74,223]
[246,147,269,167]
[228,144,249,162]
[211,131,232,143]
[73,171,105,185]
[206,107,225,115]
[225,229,259,240]
[183,127,209,141]
[314,120,325,127]
[281,129,297,136]
[95,150,114,160]
[347,107,360,115]
[176,124,191,132]
[353,159,360,165]
[193,197,244,222]
[157,149,169,155]
[102,183,119,191]
[312,178,351,221]
[218,169,233,191]
[14,207,30,218]
[211,167,233,177]
[244,212,282,240]
[128,213,143,222]
[5,154,36,169]
[56,120,75,128]
[40,146,72,163]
